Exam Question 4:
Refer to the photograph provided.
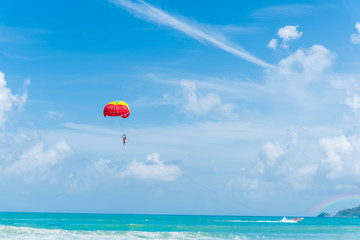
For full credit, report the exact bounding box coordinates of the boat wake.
[217,217,304,223]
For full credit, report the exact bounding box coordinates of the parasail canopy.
[103,101,130,118]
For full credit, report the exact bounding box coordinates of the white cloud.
[267,38,278,49]
[237,130,360,193]
[278,45,333,76]
[277,26,303,47]
[0,72,28,127]
[259,141,284,168]
[110,0,273,68]
[249,138,316,191]
[180,80,236,117]
[47,111,65,119]
[86,159,120,181]
[329,75,360,116]
[355,23,360,33]
[119,153,182,181]
[278,25,303,41]
[276,25,302,48]
[256,140,292,186]
[345,94,360,113]
[319,135,353,179]
[350,22,360,44]
[263,44,335,111]
[4,140,72,183]
[253,134,360,191]
[66,153,180,190]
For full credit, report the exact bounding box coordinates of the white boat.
[280,217,304,223]
[290,217,304,222]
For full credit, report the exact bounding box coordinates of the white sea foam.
[215,217,299,223]
[0,225,247,240]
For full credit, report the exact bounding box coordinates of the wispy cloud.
[252,4,315,18]
[0,72,29,127]
[1,51,32,60]
[110,0,273,68]
[47,111,65,119]
[0,25,50,44]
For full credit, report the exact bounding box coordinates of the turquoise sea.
[0,212,358,239]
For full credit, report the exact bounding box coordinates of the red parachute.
[103,101,130,118]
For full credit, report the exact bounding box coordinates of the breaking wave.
[0,224,247,240]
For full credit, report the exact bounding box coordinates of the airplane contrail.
[110,0,274,69]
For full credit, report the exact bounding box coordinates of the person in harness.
[122,134,127,146]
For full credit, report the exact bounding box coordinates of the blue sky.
[1,0,360,216]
